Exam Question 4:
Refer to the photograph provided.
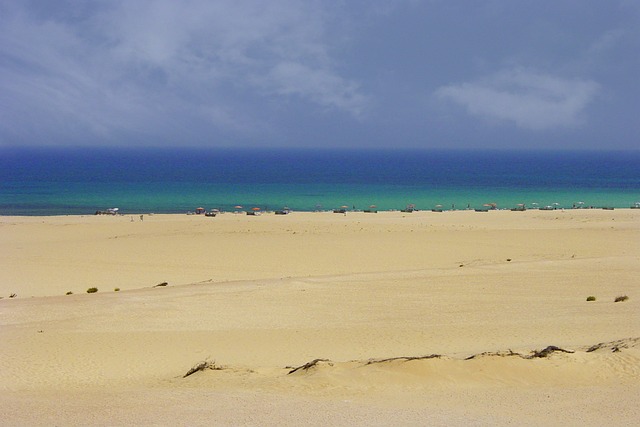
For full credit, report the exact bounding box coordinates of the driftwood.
[465,347,574,360]
[588,342,622,353]
[287,358,331,374]
[526,346,574,359]
[366,354,442,365]
[183,359,221,378]
[587,338,639,353]
[465,350,519,360]
[288,347,576,374]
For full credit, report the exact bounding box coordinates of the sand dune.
[1,209,639,425]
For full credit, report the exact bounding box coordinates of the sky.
[1,0,639,150]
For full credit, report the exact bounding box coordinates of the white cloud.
[0,1,368,144]
[587,29,627,56]
[436,69,599,130]
[262,62,368,117]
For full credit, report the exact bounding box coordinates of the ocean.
[1,147,638,215]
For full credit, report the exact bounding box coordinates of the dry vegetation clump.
[183,359,223,378]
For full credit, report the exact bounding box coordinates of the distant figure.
[140,214,144,221]
[131,216,134,222]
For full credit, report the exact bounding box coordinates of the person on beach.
[140,215,144,221]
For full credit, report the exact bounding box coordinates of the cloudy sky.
[1,0,638,149]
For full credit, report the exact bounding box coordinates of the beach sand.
[1,209,639,425]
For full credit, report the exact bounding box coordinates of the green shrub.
[586,296,596,301]
[614,295,629,302]
[86,287,98,294]
[66,291,73,295]
[114,287,120,292]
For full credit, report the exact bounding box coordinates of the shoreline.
[2,204,639,218]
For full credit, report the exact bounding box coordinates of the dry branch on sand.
[285,345,584,373]
[466,346,574,360]
[287,358,331,374]
[465,350,520,360]
[587,338,640,353]
[183,359,222,378]
[527,346,574,358]
[366,354,442,365]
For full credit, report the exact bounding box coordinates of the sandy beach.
[1,209,639,425]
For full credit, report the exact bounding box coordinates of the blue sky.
[1,0,638,149]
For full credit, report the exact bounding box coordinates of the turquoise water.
[1,148,638,215]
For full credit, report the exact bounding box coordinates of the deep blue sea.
[1,148,639,215]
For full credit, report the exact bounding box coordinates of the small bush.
[586,296,596,301]
[86,287,98,294]
[66,291,73,295]
[614,295,629,302]
[114,287,120,292]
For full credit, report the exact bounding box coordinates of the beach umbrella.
[341,205,349,209]
[435,204,443,208]
[252,207,261,211]
[370,205,377,209]
[234,205,243,209]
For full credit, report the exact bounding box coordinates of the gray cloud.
[436,69,600,130]
[0,1,637,149]
[262,62,368,117]
[0,0,367,144]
